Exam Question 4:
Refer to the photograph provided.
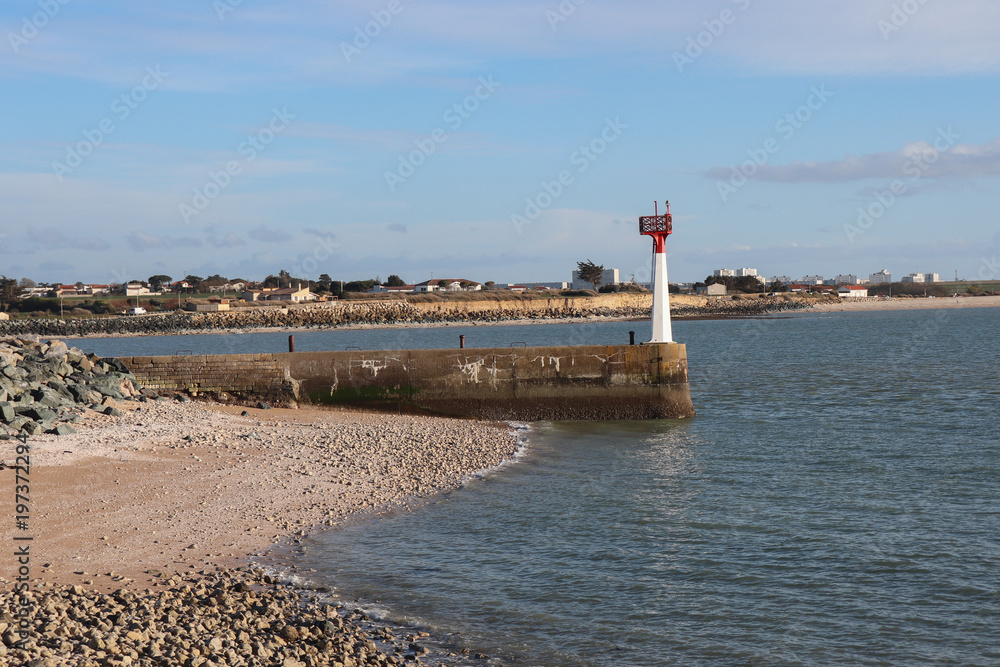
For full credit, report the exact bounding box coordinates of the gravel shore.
[1,399,520,665]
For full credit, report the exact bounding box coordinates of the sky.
[2,0,1000,286]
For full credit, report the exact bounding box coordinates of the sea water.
[75,309,1000,665]
[292,309,1000,666]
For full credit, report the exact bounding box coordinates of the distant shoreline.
[810,294,1000,312]
[8,294,995,341]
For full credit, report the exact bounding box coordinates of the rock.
[50,424,77,436]
[257,402,272,410]
[176,394,191,403]
[103,407,122,417]
[0,402,13,423]
[21,420,44,435]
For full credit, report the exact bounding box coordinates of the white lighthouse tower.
[639,201,674,344]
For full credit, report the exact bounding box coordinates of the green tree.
[484,281,495,290]
[385,274,406,287]
[148,274,172,291]
[203,274,228,287]
[18,277,36,289]
[0,275,24,310]
[343,279,377,292]
[317,274,333,292]
[576,259,605,290]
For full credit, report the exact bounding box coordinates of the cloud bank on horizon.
[1,0,999,285]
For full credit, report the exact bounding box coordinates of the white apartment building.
[901,273,925,283]
[924,273,940,283]
[713,269,736,277]
[869,269,892,284]
[835,274,859,285]
[800,275,825,285]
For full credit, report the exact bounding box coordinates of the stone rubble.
[1,568,478,666]
[0,335,142,437]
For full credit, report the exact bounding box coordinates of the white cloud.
[248,225,292,243]
[3,0,998,89]
[706,135,1000,184]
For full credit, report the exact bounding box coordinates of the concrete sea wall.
[119,343,695,421]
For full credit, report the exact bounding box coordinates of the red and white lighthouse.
[639,201,674,344]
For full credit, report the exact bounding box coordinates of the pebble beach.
[1,397,520,665]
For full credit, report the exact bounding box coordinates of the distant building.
[519,281,569,290]
[924,273,940,283]
[834,274,859,285]
[713,269,736,277]
[242,288,276,302]
[571,268,619,290]
[368,284,415,293]
[869,269,892,284]
[697,283,727,297]
[800,275,824,285]
[769,276,792,285]
[125,283,151,297]
[265,284,315,302]
[185,300,231,312]
[837,286,869,298]
[901,273,925,283]
[414,279,482,293]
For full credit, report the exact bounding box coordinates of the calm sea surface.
[75,309,1000,666]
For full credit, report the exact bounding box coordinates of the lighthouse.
[639,201,674,344]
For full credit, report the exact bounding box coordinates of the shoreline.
[1,398,522,664]
[21,294,1000,341]
[809,294,1000,312]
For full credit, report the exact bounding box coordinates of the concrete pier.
[120,343,695,421]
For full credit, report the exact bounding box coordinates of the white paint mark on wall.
[457,358,487,383]
[533,355,563,373]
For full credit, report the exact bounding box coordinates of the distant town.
[0,263,989,320]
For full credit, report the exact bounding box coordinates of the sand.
[0,400,519,593]
[810,294,1000,313]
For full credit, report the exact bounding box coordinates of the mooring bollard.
[459,335,466,349]
[288,335,295,352]
[629,331,635,346]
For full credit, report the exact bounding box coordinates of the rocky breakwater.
[1,568,450,666]
[0,293,822,339]
[670,294,816,318]
[0,336,140,437]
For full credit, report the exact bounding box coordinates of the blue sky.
[2,0,999,285]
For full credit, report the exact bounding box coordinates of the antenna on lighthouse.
[639,200,674,344]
